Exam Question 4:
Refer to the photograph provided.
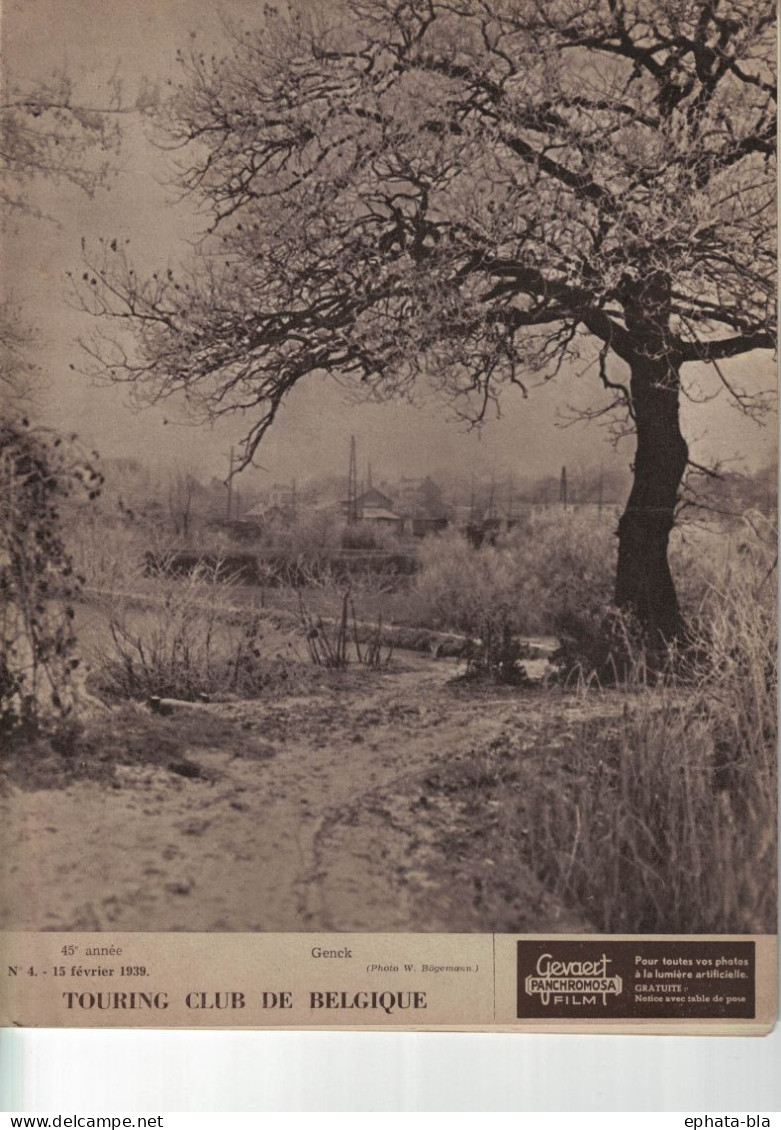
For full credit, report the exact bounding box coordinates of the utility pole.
[488,469,496,520]
[226,446,235,521]
[598,463,604,514]
[506,473,514,525]
[225,446,245,521]
[347,435,358,523]
[559,465,568,506]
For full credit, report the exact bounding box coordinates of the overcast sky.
[4,0,777,491]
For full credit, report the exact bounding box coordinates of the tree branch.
[680,330,776,362]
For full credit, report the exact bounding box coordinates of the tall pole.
[347,435,358,523]
[226,446,235,521]
[559,465,568,506]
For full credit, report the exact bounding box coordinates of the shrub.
[259,510,344,559]
[552,513,778,680]
[91,562,296,701]
[414,513,616,633]
[296,572,394,670]
[406,531,523,680]
[409,513,616,678]
[67,511,177,596]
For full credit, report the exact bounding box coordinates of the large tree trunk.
[615,351,688,644]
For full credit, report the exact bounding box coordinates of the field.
[1,509,777,935]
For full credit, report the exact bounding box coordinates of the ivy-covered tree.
[1,72,119,731]
[0,414,103,733]
[79,0,776,642]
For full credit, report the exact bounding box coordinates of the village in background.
[82,437,778,560]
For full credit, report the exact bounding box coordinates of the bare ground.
[1,655,606,934]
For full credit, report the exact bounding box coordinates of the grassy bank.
[413,533,777,933]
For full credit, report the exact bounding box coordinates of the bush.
[406,531,522,680]
[92,563,297,701]
[283,560,395,669]
[258,510,344,559]
[409,513,615,678]
[67,511,177,595]
[0,417,102,736]
[414,512,616,633]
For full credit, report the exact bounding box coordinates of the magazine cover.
[1,0,777,1034]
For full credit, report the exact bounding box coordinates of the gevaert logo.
[525,951,623,1007]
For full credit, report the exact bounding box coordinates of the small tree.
[78,0,776,644]
[1,71,120,731]
[166,464,202,539]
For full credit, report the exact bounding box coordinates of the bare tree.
[1,72,121,393]
[0,302,38,407]
[1,67,126,397]
[167,464,201,539]
[78,0,776,642]
[1,72,122,224]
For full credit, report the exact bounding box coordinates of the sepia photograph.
[1,0,776,953]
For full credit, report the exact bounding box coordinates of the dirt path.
[1,656,589,933]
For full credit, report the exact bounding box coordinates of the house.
[353,487,397,514]
[359,504,404,534]
[339,487,404,533]
[396,476,450,537]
